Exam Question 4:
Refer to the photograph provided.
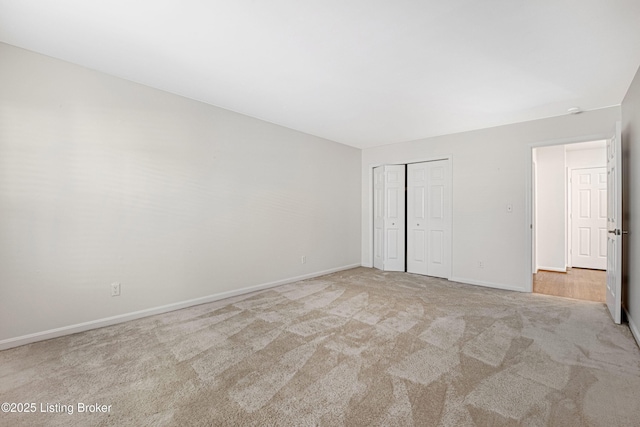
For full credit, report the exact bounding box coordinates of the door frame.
[526,134,610,292]
[567,166,572,269]
[368,155,453,271]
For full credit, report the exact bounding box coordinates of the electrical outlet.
[506,203,513,213]
[111,282,121,297]
[478,261,484,269]
[301,255,306,264]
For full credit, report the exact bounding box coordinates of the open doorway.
[532,140,607,302]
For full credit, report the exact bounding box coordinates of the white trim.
[526,133,611,293]
[449,276,526,293]
[0,263,360,351]
[536,266,568,273]
[567,165,572,269]
[625,308,640,348]
[525,147,535,292]
[528,134,612,150]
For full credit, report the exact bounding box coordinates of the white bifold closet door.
[373,164,406,271]
[407,160,451,279]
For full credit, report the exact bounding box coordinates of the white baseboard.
[536,266,567,273]
[449,276,526,293]
[0,263,361,351]
[625,308,640,348]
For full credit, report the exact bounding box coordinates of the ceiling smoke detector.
[567,107,582,115]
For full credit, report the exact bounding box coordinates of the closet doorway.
[373,158,451,279]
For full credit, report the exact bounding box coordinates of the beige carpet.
[2,267,640,426]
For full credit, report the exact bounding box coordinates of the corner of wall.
[625,308,640,348]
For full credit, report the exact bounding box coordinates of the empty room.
[2,1,640,426]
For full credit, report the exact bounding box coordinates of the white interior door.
[606,122,623,324]
[383,165,406,272]
[407,160,451,278]
[373,165,406,272]
[425,160,451,278]
[373,166,385,270]
[571,167,607,270]
[407,163,428,275]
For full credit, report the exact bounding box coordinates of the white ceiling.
[1,1,640,149]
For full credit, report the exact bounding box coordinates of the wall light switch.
[506,203,513,213]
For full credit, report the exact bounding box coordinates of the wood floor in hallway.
[533,268,606,303]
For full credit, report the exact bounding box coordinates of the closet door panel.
[426,161,451,279]
[407,163,428,275]
[407,160,451,279]
[383,165,406,271]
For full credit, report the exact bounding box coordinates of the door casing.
[526,133,612,293]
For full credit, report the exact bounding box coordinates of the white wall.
[0,43,361,346]
[622,65,640,342]
[535,145,567,272]
[566,146,606,169]
[361,107,620,292]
